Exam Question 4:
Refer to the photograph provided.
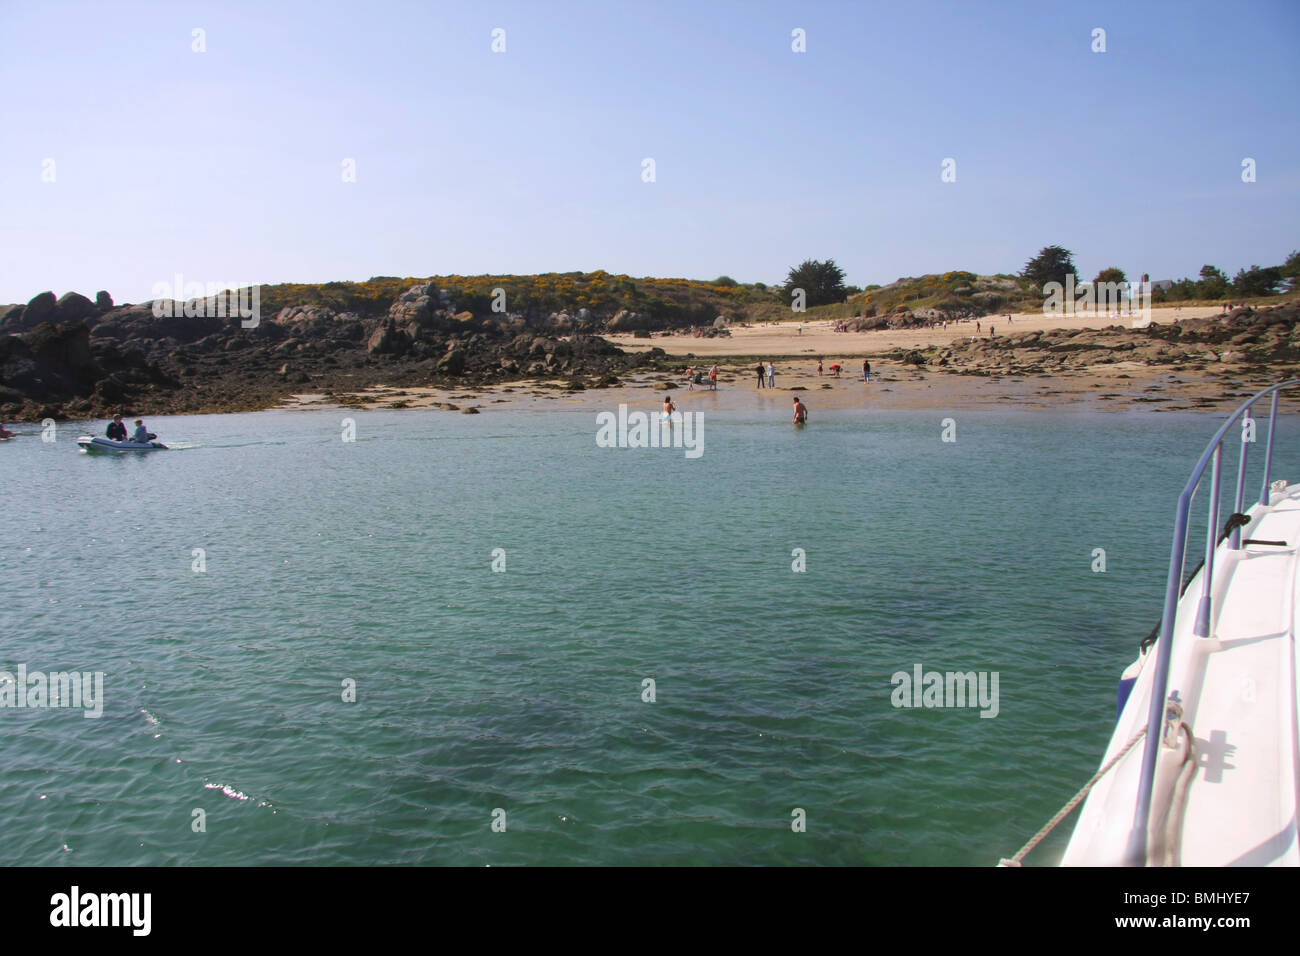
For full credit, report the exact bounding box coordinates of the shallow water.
[1,403,1293,865]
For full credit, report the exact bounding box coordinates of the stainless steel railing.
[1124,379,1300,865]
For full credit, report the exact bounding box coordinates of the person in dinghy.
[131,419,158,443]
[105,415,128,441]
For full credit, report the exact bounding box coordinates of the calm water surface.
[1,402,1294,865]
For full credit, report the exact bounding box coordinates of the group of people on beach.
[812,359,871,381]
[682,357,875,390]
[682,365,719,390]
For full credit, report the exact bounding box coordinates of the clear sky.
[1,0,1296,303]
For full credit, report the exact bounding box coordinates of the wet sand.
[281,357,1286,417]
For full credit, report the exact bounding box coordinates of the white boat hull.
[1063,486,1300,866]
[77,436,167,453]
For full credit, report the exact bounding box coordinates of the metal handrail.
[1124,378,1300,865]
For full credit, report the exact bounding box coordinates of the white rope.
[998,727,1147,867]
[1157,722,1197,867]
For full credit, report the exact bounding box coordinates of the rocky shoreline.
[891,303,1300,379]
[0,283,676,421]
[3,283,1298,422]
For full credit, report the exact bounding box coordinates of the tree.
[783,259,846,307]
[1021,246,1078,290]
[1197,265,1228,300]
[712,276,738,287]
[1281,251,1300,292]
[1093,267,1127,285]
[1232,265,1283,298]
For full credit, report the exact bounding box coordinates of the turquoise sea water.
[1,403,1295,866]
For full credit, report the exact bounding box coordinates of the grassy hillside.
[235,269,1298,330]
[257,271,783,325]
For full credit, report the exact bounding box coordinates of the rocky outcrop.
[23,291,57,326]
[607,310,653,331]
[0,319,174,417]
[55,292,96,322]
[845,309,928,332]
[367,318,410,356]
[1,289,122,333]
[0,281,669,420]
[894,304,1300,377]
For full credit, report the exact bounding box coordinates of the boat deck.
[1063,484,1300,866]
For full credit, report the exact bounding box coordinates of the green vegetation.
[260,271,785,325]
[1154,249,1297,303]
[1021,245,1079,289]
[782,259,846,308]
[249,243,1296,330]
[811,271,1039,321]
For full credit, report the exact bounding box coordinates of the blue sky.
[1,0,1296,303]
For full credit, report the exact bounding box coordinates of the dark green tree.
[783,259,847,307]
[1198,265,1228,299]
[1021,246,1079,289]
[1280,251,1300,292]
[1232,265,1283,298]
[1093,267,1127,285]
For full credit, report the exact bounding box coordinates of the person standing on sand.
[990,325,995,337]
[756,362,765,388]
[685,366,694,390]
[793,396,808,424]
[863,359,870,382]
[709,365,718,390]
[663,396,676,420]
[767,361,775,387]
[817,360,823,376]
[798,322,803,335]
[830,363,841,378]
[976,321,981,333]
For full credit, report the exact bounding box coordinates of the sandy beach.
[603,305,1232,358]
[283,305,1286,416]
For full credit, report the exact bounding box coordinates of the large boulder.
[437,348,466,375]
[90,303,227,344]
[54,292,96,322]
[95,291,114,311]
[275,305,338,338]
[367,319,410,356]
[24,291,57,326]
[607,310,651,332]
[0,321,98,401]
[388,283,439,326]
[24,321,94,372]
